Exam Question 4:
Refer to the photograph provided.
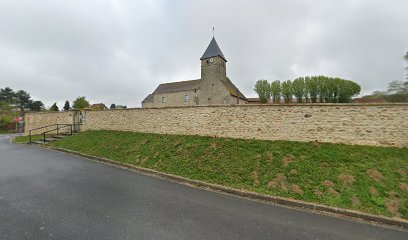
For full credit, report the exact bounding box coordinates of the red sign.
[16,117,23,122]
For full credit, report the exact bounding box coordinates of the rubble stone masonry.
[24,104,408,147]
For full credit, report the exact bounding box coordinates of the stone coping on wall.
[80,102,408,111]
[24,110,80,115]
[22,103,408,115]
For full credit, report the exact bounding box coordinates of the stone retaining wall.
[24,111,77,135]
[24,104,408,147]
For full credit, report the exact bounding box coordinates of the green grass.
[0,129,12,134]
[50,130,408,219]
[14,134,43,143]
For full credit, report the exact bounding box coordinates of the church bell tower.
[200,37,227,81]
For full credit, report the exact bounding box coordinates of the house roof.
[142,94,154,103]
[223,77,247,100]
[200,37,227,62]
[91,103,107,109]
[153,79,201,94]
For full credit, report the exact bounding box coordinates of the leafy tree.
[0,102,16,132]
[292,77,306,103]
[381,79,408,102]
[15,90,32,111]
[29,101,44,111]
[254,80,271,103]
[384,93,408,102]
[281,80,293,103]
[327,78,341,103]
[387,81,408,94]
[0,87,16,103]
[50,102,59,111]
[72,97,90,109]
[63,100,70,111]
[110,103,116,109]
[270,80,281,103]
[306,77,319,103]
[338,80,361,103]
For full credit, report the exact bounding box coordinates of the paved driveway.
[0,134,407,240]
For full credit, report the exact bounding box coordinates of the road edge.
[43,145,408,230]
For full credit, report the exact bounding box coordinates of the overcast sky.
[1,0,407,108]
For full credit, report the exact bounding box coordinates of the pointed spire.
[200,37,227,62]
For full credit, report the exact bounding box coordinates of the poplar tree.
[254,80,271,103]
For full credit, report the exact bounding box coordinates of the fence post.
[70,125,73,135]
[29,131,32,143]
[57,124,59,135]
[43,132,46,143]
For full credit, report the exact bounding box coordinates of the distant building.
[90,103,108,110]
[115,105,127,109]
[142,37,247,108]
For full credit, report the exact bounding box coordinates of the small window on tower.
[184,95,189,102]
[162,96,166,103]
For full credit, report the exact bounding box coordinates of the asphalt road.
[0,134,407,240]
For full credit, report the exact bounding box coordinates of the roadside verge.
[43,145,408,230]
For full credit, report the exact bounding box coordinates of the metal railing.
[29,123,82,143]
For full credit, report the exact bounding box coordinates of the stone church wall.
[144,90,201,108]
[24,104,408,147]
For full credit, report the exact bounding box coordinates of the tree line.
[254,76,361,103]
[362,80,408,102]
[1,87,126,115]
[361,52,408,102]
[49,97,127,112]
[0,87,44,111]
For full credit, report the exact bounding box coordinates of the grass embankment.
[0,129,12,134]
[50,130,408,219]
[15,134,43,143]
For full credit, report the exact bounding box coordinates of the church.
[142,37,248,108]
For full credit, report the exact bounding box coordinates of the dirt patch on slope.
[352,196,361,206]
[367,169,384,182]
[323,180,335,187]
[369,186,378,195]
[267,173,288,192]
[291,184,304,195]
[396,169,407,178]
[399,182,408,194]
[328,188,340,197]
[386,191,400,216]
[314,189,323,197]
[338,174,355,185]
[282,154,294,167]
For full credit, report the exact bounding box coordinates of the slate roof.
[142,94,154,103]
[142,77,247,103]
[153,79,201,94]
[200,37,227,62]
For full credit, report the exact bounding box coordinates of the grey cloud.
[0,0,407,108]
